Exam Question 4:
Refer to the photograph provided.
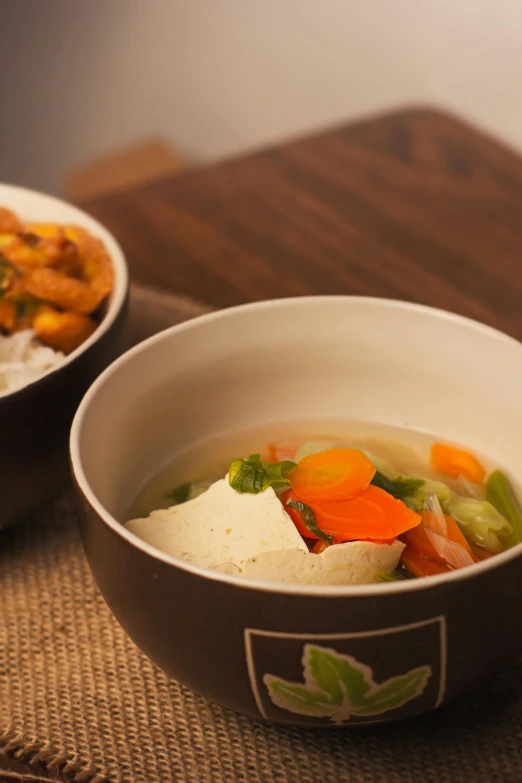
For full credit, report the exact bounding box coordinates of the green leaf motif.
[264,678,336,718]
[351,666,431,716]
[263,644,431,724]
[306,645,372,707]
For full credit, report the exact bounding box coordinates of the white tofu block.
[125,478,307,569]
[232,539,405,585]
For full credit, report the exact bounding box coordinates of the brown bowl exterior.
[77,489,522,727]
[0,183,129,529]
[71,296,522,727]
[1,297,128,529]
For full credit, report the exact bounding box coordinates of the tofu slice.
[230,539,405,585]
[125,478,307,569]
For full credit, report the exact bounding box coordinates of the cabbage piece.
[446,496,512,553]
[187,481,214,501]
[361,451,398,479]
[457,475,485,500]
[169,480,214,505]
[405,478,455,513]
[295,440,342,463]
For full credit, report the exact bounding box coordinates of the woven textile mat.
[1,284,522,783]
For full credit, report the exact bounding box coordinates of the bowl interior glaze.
[75,296,522,529]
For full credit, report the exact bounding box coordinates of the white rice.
[0,330,64,393]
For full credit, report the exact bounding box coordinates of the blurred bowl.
[71,296,522,726]
[0,183,128,529]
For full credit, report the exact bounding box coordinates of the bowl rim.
[0,183,129,399]
[71,294,522,597]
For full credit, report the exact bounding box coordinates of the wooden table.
[83,106,522,340]
[3,106,522,782]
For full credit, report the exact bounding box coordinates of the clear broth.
[130,419,505,520]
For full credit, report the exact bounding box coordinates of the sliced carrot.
[311,537,343,554]
[268,443,278,463]
[283,487,420,542]
[268,443,297,462]
[430,442,485,484]
[429,512,476,557]
[289,448,375,502]
[403,518,439,562]
[404,511,476,562]
[401,545,452,578]
[312,539,328,554]
[402,511,478,574]
[311,487,421,541]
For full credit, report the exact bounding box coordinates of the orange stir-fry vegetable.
[33,307,97,354]
[431,442,485,484]
[0,208,113,354]
[289,448,375,502]
[284,486,421,542]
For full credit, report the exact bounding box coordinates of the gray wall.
[2,0,522,195]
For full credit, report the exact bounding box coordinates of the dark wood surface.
[83,106,522,339]
[4,106,522,781]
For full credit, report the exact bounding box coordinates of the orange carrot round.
[430,442,485,484]
[284,486,420,542]
[289,448,375,502]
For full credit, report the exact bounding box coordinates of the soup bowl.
[0,183,128,529]
[70,297,522,726]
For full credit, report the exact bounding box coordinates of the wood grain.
[82,106,522,339]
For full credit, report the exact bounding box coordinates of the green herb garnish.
[486,470,522,547]
[371,471,424,500]
[285,498,334,546]
[377,569,411,582]
[229,454,296,494]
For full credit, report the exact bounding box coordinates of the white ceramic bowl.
[71,297,522,726]
[0,183,128,528]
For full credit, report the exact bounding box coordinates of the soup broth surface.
[130,419,512,519]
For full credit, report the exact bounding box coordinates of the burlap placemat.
[1,284,522,783]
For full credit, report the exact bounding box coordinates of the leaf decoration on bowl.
[263,644,431,723]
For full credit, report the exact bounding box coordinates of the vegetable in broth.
[127,427,522,586]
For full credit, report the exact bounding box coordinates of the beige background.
[1,0,521,193]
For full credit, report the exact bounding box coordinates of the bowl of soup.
[0,183,128,529]
[70,296,522,726]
